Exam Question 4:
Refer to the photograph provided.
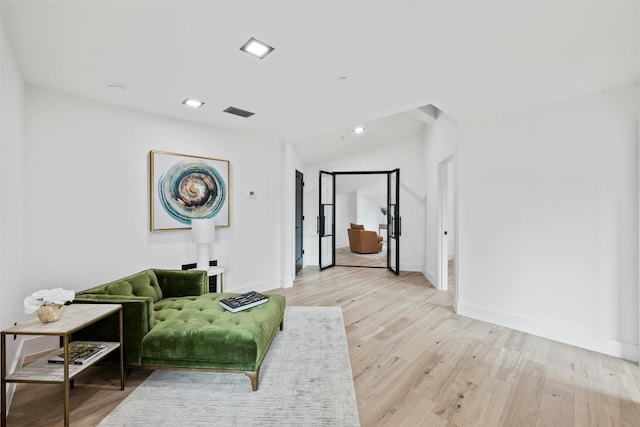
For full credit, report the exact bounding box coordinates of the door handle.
[317,216,326,235]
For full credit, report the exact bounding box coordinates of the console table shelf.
[5,341,120,383]
[1,304,124,427]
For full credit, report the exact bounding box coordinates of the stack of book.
[219,291,269,313]
[48,342,107,365]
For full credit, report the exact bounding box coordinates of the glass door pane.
[387,169,400,275]
[318,171,335,270]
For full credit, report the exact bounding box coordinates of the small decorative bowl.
[36,304,65,323]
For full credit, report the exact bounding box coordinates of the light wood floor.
[335,246,387,268]
[7,266,640,426]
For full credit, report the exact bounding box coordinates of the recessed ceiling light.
[353,126,365,135]
[182,98,205,109]
[240,37,274,59]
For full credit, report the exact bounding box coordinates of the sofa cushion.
[155,269,207,297]
[129,271,163,303]
[105,281,133,296]
[142,293,286,371]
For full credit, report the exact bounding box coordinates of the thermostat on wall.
[247,189,256,198]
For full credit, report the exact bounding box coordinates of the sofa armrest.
[154,269,208,297]
[72,295,153,366]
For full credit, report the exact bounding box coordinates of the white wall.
[423,113,460,284]
[23,87,285,297]
[447,161,455,259]
[457,84,640,361]
[0,15,26,383]
[304,132,425,271]
[335,193,350,248]
[358,191,386,232]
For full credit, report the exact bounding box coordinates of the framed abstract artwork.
[150,150,230,231]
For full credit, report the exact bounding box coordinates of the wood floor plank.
[458,376,511,427]
[574,348,615,427]
[377,390,437,427]
[536,342,576,427]
[498,359,546,427]
[619,374,640,426]
[432,374,479,425]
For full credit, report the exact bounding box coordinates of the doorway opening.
[295,170,304,274]
[335,173,388,268]
[318,169,400,274]
[437,156,457,305]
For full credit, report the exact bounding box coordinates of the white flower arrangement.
[24,288,75,314]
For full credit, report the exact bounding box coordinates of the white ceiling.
[295,110,427,165]
[2,1,639,164]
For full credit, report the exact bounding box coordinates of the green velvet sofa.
[73,269,286,390]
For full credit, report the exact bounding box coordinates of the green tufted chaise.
[73,269,286,390]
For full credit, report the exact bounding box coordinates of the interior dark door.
[318,171,335,270]
[387,169,400,275]
[295,170,304,273]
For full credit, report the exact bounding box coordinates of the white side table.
[208,266,226,293]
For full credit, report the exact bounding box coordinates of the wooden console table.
[1,304,124,427]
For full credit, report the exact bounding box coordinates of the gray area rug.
[98,306,360,427]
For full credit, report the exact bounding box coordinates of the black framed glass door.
[388,168,400,275]
[318,171,335,270]
[295,170,304,273]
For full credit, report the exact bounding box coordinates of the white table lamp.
[191,218,216,270]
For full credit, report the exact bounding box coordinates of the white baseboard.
[423,269,436,287]
[281,277,294,288]
[400,263,423,272]
[229,277,283,294]
[457,302,639,362]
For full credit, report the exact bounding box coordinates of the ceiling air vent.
[223,106,255,118]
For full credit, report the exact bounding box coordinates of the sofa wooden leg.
[246,370,259,391]
[279,319,284,331]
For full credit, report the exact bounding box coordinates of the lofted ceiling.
[295,110,428,166]
[2,1,639,165]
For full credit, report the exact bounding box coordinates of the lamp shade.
[191,218,216,244]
